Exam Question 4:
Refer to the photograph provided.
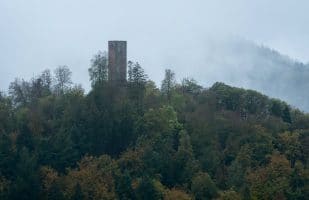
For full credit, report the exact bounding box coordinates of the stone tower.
[108,41,127,83]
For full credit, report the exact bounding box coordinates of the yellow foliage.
[40,155,117,200]
[247,153,292,199]
[117,148,145,176]
[216,189,242,200]
[63,155,116,200]
[164,188,192,200]
[40,166,60,192]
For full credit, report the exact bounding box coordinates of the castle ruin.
[108,41,127,83]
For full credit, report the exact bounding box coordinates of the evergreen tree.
[161,69,176,103]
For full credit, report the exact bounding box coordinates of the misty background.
[1,0,309,111]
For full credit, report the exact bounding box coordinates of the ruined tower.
[108,41,127,83]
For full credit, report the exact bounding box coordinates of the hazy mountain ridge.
[243,42,309,112]
[188,37,309,112]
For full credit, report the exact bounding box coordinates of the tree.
[282,105,292,123]
[164,188,192,200]
[161,69,176,103]
[181,78,202,95]
[136,105,182,137]
[62,155,117,200]
[127,61,148,112]
[8,70,53,107]
[0,176,10,200]
[30,70,53,100]
[9,78,31,106]
[191,172,218,200]
[40,166,64,200]
[115,171,135,200]
[144,80,161,108]
[217,189,242,200]
[227,145,251,188]
[54,65,72,95]
[127,61,134,83]
[287,161,309,199]
[174,131,199,187]
[270,99,283,118]
[10,147,40,200]
[247,153,292,200]
[278,132,302,167]
[0,94,13,133]
[39,69,52,91]
[128,61,148,84]
[136,106,183,186]
[0,132,15,181]
[88,51,108,87]
[135,176,163,200]
[71,183,84,200]
[30,77,44,101]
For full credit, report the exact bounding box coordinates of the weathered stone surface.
[108,41,127,83]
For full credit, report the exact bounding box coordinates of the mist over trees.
[0,52,308,199]
[174,37,309,112]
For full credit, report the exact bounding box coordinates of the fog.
[1,0,309,111]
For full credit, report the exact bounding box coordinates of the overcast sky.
[0,0,308,92]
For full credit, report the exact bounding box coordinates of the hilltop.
[0,61,308,199]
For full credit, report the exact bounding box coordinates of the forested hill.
[176,37,309,112]
[0,60,308,199]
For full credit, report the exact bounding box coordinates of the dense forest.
[0,52,308,200]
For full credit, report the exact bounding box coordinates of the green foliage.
[0,65,308,199]
[115,171,135,200]
[161,69,176,103]
[191,172,218,200]
[127,61,148,113]
[88,51,108,87]
[54,66,72,95]
[128,61,148,84]
[135,176,164,200]
[181,78,202,95]
[174,130,199,187]
[247,153,293,199]
[278,132,302,167]
[71,183,84,200]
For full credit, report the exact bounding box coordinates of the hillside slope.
[0,67,308,199]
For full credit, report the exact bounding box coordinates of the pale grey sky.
[0,0,308,92]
